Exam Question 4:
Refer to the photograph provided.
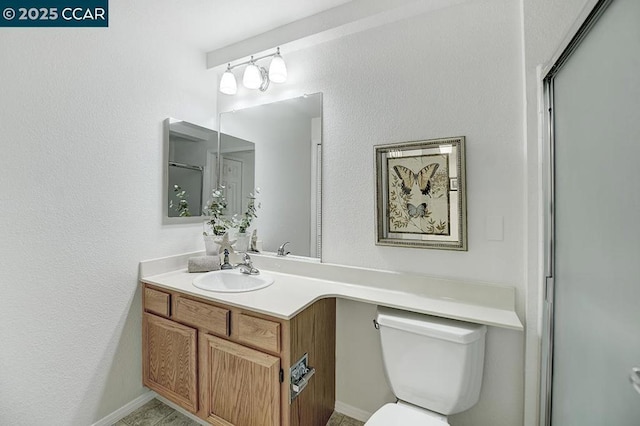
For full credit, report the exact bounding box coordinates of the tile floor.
[112,399,365,426]
[326,411,366,426]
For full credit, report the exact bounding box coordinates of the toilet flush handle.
[373,319,380,330]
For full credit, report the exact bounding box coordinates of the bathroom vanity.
[140,252,522,426]
[142,283,335,426]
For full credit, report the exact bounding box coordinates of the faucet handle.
[242,252,252,263]
[220,248,233,270]
[277,242,290,256]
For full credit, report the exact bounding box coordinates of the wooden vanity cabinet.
[142,283,335,426]
[200,334,281,425]
[142,312,198,412]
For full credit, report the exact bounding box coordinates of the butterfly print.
[407,203,427,218]
[393,163,440,196]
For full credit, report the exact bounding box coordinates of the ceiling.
[163,0,353,52]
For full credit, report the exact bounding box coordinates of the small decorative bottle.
[221,249,233,270]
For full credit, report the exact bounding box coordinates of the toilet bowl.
[366,402,449,426]
[365,307,487,426]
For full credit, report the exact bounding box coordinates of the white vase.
[234,232,250,253]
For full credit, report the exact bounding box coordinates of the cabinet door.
[200,333,280,426]
[143,313,197,413]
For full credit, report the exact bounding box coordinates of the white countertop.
[140,252,523,330]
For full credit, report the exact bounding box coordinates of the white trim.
[206,0,469,70]
[91,391,157,426]
[335,400,372,423]
[540,0,603,77]
[154,395,210,425]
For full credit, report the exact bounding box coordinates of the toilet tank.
[376,306,487,415]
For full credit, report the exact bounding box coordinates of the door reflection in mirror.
[219,136,255,218]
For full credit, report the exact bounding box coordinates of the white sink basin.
[193,270,274,293]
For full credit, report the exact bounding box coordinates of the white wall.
[0,0,597,424]
[219,1,526,425]
[520,0,591,425]
[0,1,217,424]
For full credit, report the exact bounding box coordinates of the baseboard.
[335,400,372,422]
[91,391,157,426]
[154,395,209,425]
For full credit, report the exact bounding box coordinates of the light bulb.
[243,58,262,90]
[219,65,237,95]
[269,49,287,83]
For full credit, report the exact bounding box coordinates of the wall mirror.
[219,93,323,259]
[164,118,218,219]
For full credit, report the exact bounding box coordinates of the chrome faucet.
[234,252,260,275]
[277,241,291,256]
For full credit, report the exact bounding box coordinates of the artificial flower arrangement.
[170,185,192,217]
[203,186,260,237]
[203,187,230,236]
[236,189,260,234]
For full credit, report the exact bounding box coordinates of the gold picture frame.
[374,136,467,250]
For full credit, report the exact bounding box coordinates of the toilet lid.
[365,403,449,426]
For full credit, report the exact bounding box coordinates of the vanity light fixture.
[218,47,287,95]
[243,57,265,90]
[219,64,238,95]
[268,48,287,83]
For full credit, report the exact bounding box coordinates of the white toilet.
[366,306,487,426]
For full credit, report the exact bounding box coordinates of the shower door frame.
[539,1,615,425]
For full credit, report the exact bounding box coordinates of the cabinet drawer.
[144,287,171,317]
[237,314,281,353]
[174,296,229,336]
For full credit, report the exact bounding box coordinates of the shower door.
[544,0,640,424]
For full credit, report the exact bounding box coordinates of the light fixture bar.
[219,47,287,95]
[227,49,280,71]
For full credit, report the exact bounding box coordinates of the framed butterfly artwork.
[374,136,467,250]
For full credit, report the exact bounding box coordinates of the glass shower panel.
[551,0,640,424]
